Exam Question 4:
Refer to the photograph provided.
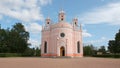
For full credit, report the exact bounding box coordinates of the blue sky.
[0,0,120,49]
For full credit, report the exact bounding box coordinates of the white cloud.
[28,39,40,48]
[88,37,109,45]
[25,23,42,48]
[79,2,120,25]
[0,0,52,22]
[24,22,42,48]
[0,0,52,48]
[25,23,42,34]
[0,15,2,20]
[39,0,52,5]
[82,29,92,37]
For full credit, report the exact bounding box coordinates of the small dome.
[46,17,50,19]
[59,10,65,13]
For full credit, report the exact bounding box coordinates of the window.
[47,22,49,24]
[75,22,76,25]
[61,18,63,21]
[77,41,80,53]
[44,41,47,53]
[60,33,65,37]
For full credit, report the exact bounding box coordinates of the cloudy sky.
[0,0,120,49]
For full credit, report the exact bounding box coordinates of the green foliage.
[108,40,116,53]
[0,28,10,53]
[22,47,41,57]
[0,23,29,53]
[22,48,35,57]
[98,46,106,54]
[115,30,120,42]
[83,45,97,56]
[10,23,29,53]
[0,48,41,57]
[0,53,21,57]
[0,23,41,57]
[35,47,41,56]
[92,54,120,58]
[108,29,120,54]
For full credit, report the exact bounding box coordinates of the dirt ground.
[0,57,120,68]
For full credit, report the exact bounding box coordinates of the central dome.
[51,21,73,29]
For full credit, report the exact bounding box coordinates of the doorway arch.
[60,46,65,56]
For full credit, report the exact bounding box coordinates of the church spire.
[73,17,78,26]
[45,17,51,25]
[58,9,65,22]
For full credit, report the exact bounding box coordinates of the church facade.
[41,10,83,57]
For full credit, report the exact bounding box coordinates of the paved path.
[0,57,120,68]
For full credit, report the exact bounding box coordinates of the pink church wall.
[41,11,83,57]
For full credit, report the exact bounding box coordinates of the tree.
[0,28,10,53]
[115,30,120,42]
[108,29,120,54]
[0,24,1,29]
[98,46,106,54]
[22,48,35,56]
[35,47,41,56]
[83,44,97,56]
[0,23,31,56]
[9,23,29,53]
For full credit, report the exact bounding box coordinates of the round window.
[60,33,65,37]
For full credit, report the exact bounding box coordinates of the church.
[41,10,83,57]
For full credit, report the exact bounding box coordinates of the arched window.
[77,41,80,53]
[75,22,76,25]
[61,18,63,21]
[44,41,47,53]
[47,22,49,24]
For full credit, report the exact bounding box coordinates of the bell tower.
[59,10,65,22]
[45,17,51,26]
[73,18,78,26]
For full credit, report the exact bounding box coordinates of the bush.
[0,53,21,57]
[92,54,120,58]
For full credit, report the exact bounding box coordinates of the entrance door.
[60,47,65,56]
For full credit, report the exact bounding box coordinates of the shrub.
[92,54,120,58]
[0,53,21,57]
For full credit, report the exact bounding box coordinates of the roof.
[51,21,73,29]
